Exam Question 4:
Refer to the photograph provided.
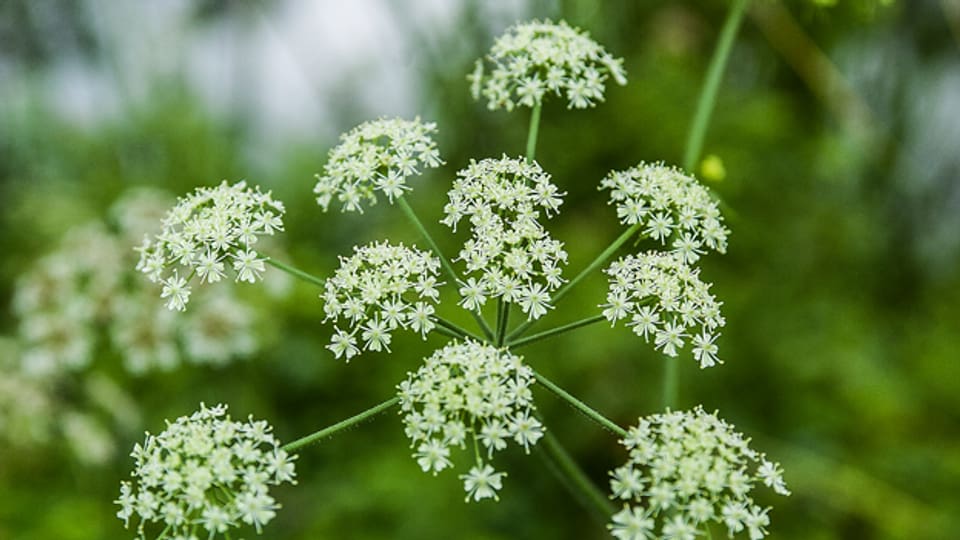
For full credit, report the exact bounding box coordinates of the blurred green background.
[1,0,958,538]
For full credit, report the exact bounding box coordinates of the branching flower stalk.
[117,13,790,540]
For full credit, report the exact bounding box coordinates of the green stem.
[533,369,627,437]
[432,316,483,342]
[507,314,605,350]
[663,356,679,411]
[282,397,400,452]
[526,102,542,161]
[495,298,510,346]
[262,255,326,288]
[539,428,616,520]
[397,195,495,342]
[432,325,463,340]
[682,0,750,172]
[507,222,643,341]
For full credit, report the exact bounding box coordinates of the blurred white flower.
[469,19,626,111]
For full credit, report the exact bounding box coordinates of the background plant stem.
[666,0,749,410]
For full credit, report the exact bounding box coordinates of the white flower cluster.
[608,407,790,540]
[442,156,568,319]
[469,19,627,111]
[397,340,544,502]
[14,190,261,376]
[600,162,729,262]
[116,403,297,539]
[313,117,443,213]
[602,252,724,368]
[321,241,444,361]
[136,180,285,311]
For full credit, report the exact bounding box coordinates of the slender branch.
[432,316,483,342]
[396,195,495,342]
[682,0,750,172]
[282,397,400,452]
[507,222,643,341]
[507,314,605,350]
[533,369,627,437]
[432,325,464,340]
[262,255,326,288]
[495,298,510,346]
[526,102,542,161]
[538,427,616,520]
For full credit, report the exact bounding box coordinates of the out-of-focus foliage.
[1,0,958,539]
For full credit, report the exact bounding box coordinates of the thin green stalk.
[432,325,464,340]
[526,102,542,160]
[507,221,643,341]
[495,298,510,346]
[663,356,679,410]
[533,369,627,437]
[539,428,616,520]
[507,314,605,350]
[282,397,400,452]
[432,316,483,342]
[682,0,750,172]
[263,255,326,288]
[666,0,748,410]
[396,195,495,342]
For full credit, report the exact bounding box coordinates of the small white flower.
[314,117,443,213]
[460,464,506,502]
[470,19,626,110]
[161,274,191,312]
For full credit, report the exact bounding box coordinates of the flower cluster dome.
[608,407,789,540]
[600,162,729,262]
[398,340,543,501]
[321,241,444,361]
[313,117,443,213]
[469,19,627,110]
[116,403,296,539]
[135,181,285,311]
[443,156,567,320]
[602,251,724,368]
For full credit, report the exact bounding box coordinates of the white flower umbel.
[321,241,444,360]
[116,403,297,539]
[443,156,568,320]
[135,180,285,310]
[608,407,789,540]
[602,251,724,368]
[600,162,729,260]
[398,340,543,502]
[313,117,443,213]
[469,19,626,111]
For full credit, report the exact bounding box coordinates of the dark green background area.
[1,1,958,538]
